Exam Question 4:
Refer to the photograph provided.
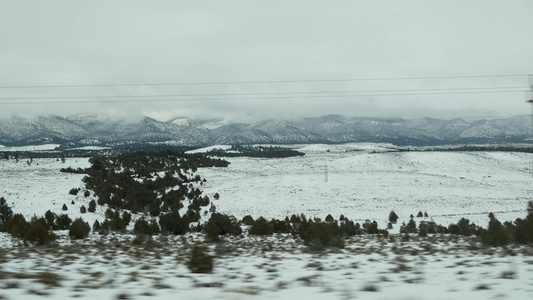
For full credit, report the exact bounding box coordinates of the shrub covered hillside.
[80,151,229,231]
[0,151,230,244]
[1,150,532,251]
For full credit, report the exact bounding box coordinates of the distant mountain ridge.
[0,114,531,148]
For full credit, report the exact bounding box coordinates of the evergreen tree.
[481,213,509,246]
[389,211,399,224]
[69,218,90,239]
[187,245,213,274]
[325,214,334,222]
[26,218,55,245]
[44,210,55,228]
[92,220,101,232]
[88,200,96,213]
[159,211,189,235]
[0,197,13,229]
[55,214,72,230]
[134,218,160,236]
[3,213,28,238]
[249,217,275,235]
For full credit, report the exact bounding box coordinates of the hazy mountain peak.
[0,114,531,148]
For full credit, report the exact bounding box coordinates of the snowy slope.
[195,144,532,228]
[1,144,531,230]
[1,144,533,300]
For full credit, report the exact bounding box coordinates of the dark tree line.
[207,145,305,158]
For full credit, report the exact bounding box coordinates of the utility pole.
[527,98,533,178]
[527,75,533,178]
[324,162,328,183]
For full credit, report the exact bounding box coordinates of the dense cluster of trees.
[207,145,305,158]
[0,203,92,245]
[2,190,533,250]
[393,203,533,247]
[81,151,223,222]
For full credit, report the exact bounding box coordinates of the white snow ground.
[196,143,533,229]
[1,143,533,299]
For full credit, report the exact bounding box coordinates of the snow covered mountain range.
[0,114,531,148]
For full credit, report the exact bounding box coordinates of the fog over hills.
[0,114,531,148]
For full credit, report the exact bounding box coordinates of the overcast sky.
[1,0,533,122]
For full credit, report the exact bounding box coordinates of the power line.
[0,74,529,89]
[0,86,525,101]
[0,89,527,105]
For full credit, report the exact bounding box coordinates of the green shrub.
[510,202,533,244]
[448,218,480,236]
[69,218,90,239]
[101,209,126,231]
[54,214,72,230]
[290,214,303,223]
[340,219,363,236]
[122,211,132,226]
[88,200,96,213]
[3,213,29,238]
[400,219,417,234]
[363,220,379,234]
[0,197,13,230]
[44,210,55,228]
[134,218,160,236]
[389,211,399,224]
[204,220,220,242]
[93,220,101,232]
[25,218,55,245]
[297,220,345,251]
[481,214,509,247]
[187,245,214,274]
[241,215,254,226]
[249,217,275,235]
[159,211,189,235]
[271,218,291,233]
[205,213,242,236]
[419,221,447,234]
[185,208,200,223]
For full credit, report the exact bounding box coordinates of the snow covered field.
[196,143,533,228]
[1,233,533,300]
[1,143,533,299]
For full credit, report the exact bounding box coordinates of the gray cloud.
[1,0,532,122]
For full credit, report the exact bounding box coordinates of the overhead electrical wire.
[0,89,527,105]
[0,86,525,101]
[0,73,529,89]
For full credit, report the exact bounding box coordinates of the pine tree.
[187,245,214,273]
[69,218,90,239]
[92,220,101,232]
[88,200,96,213]
[388,211,399,224]
[0,197,13,229]
[482,213,509,246]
